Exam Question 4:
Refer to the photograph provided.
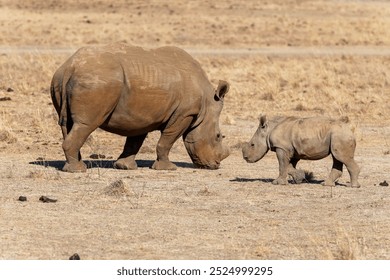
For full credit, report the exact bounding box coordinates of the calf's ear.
[259,115,268,129]
[215,80,230,101]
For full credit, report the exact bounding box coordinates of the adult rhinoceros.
[51,43,230,172]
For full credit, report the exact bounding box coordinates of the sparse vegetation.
[104,179,130,198]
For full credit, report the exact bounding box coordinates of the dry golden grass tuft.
[104,179,130,198]
[197,186,214,197]
[0,129,17,144]
[309,226,365,260]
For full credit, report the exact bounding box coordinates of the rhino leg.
[272,148,289,185]
[323,156,343,186]
[329,138,360,188]
[288,158,306,184]
[152,135,179,170]
[114,134,147,170]
[62,123,96,172]
[152,117,193,170]
[332,151,361,188]
[344,159,360,188]
[61,77,122,172]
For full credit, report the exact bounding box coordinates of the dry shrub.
[27,170,46,179]
[305,226,365,260]
[0,129,17,144]
[294,104,307,111]
[303,171,314,182]
[332,231,364,260]
[197,186,214,196]
[104,179,130,198]
[260,92,274,101]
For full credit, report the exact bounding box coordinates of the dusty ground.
[0,0,390,259]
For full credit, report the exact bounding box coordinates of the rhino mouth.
[243,156,258,163]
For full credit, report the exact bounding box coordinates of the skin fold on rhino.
[50,43,230,172]
[242,115,360,187]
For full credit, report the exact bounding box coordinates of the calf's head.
[183,80,230,169]
[242,115,270,163]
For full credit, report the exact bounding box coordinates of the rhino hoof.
[272,178,288,185]
[350,183,361,188]
[151,160,177,170]
[322,180,335,187]
[114,159,138,170]
[62,162,87,173]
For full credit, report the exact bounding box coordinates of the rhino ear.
[259,115,268,129]
[214,80,230,101]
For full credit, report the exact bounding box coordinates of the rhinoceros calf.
[242,115,360,187]
[51,43,230,172]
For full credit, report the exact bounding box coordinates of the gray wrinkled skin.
[51,43,230,172]
[242,115,360,187]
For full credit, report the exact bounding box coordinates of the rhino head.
[183,80,230,169]
[242,115,270,163]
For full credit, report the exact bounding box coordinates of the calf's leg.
[323,156,343,186]
[332,151,360,188]
[288,158,306,184]
[330,136,360,187]
[272,148,289,185]
[344,159,360,188]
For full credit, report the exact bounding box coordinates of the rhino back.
[67,43,211,136]
[70,44,205,92]
[270,117,337,159]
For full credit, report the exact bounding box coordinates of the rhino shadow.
[230,177,328,185]
[29,159,194,170]
[230,177,274,183]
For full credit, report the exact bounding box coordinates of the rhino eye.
[216,133,222,140]
[250,143,255,147]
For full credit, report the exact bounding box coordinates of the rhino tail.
[58,67,74,138]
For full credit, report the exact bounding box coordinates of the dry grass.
[104,179,130,198]
[253,225,365,260]
[202,55,390,123]
[1,0,390,48]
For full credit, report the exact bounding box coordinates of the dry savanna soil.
[0,0,390,259]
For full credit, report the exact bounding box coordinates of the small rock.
[90,153,106,159]
[39,196,57,203]
[0,97,11,101]
[379,180,389,187]
[69,253,80,260]
[7,87,14,92]
[18,196,27,202]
